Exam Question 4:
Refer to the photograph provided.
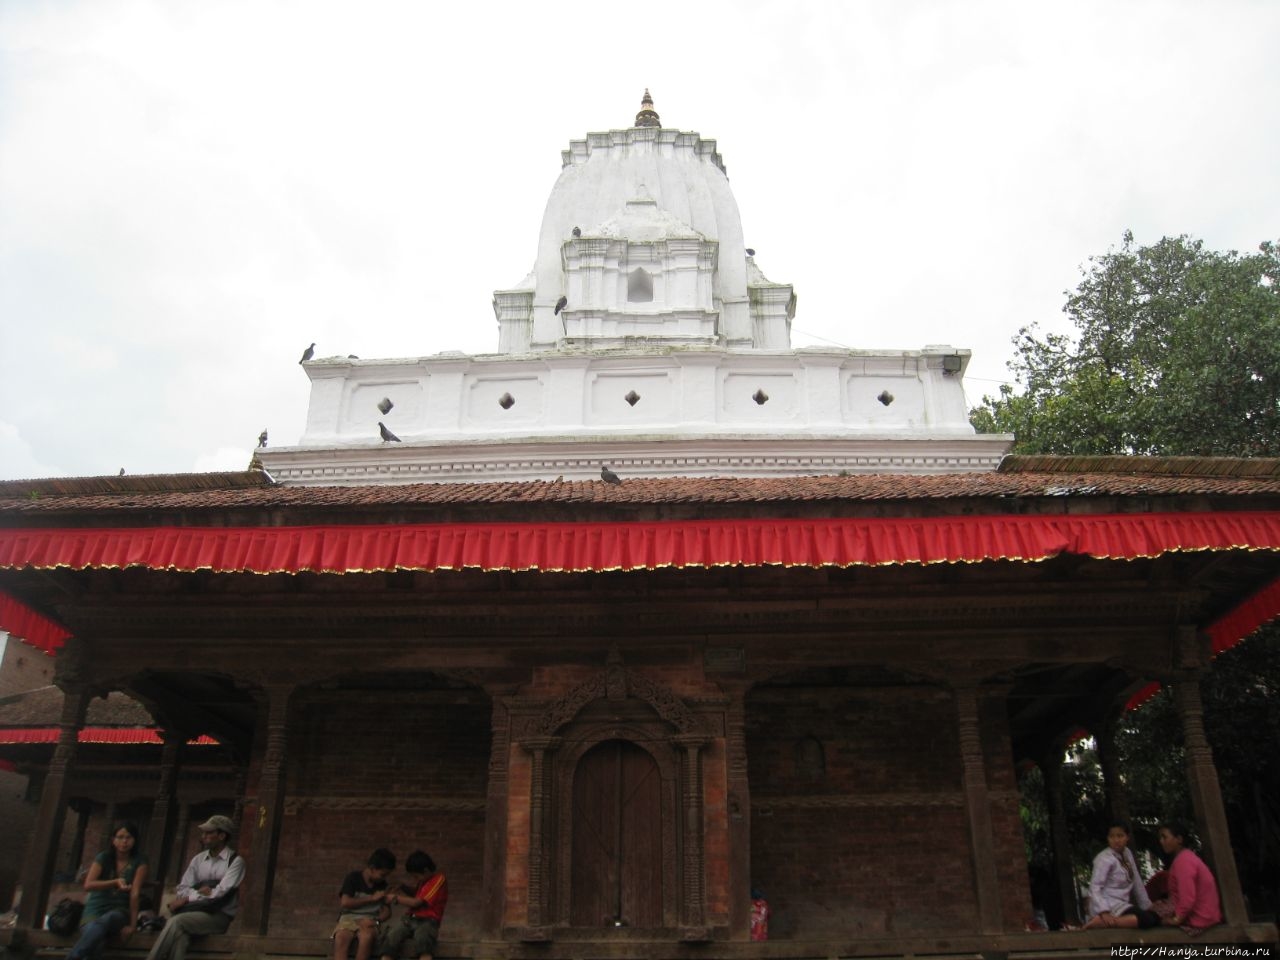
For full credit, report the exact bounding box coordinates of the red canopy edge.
[1124,572,1280,711]
[0,590,72,655]
[0,729,218,745]
[1,512,1278,659]
[1,512,1278,576]
[1206,573,1280,655]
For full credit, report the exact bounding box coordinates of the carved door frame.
[518,656,709,938]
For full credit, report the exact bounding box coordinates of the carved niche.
[518,651,710,938]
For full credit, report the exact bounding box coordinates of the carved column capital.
[671,733,709,753]
[519,736,562,755]
[1173,625,1210,671]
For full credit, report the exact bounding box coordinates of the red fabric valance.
[1206,574,1280,656]
[0,728,218,745]
[0,589,71,654]
[2,512,1278,660]
[2,511,1278,577]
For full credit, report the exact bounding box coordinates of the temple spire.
[634,88,661,128]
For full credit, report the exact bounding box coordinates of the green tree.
[976,232,1280,919]
[971,232,1280,456]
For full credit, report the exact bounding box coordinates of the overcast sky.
[1,0,1277,480]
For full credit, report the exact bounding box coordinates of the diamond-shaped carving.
[752,389,769,405]
[877,390,894,406]
[624,390,640,407]
[498,392,515,410]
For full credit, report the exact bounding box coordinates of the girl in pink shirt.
[1158,822,1222,930]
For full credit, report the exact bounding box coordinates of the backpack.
[47,898,84,936]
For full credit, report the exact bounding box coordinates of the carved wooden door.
[570,739,662,927]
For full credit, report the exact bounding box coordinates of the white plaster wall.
[284,346,984,446]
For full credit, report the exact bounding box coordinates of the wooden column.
[953,682,1004,933]
[65,798,91,874]
[145,730,184,890]
[724,692,752,941]
[1041,752,1080,926]
[520,736,559,931]
[237,684,293,936]
[1172,675,1248,924]
[1095,716,1131,824]
[167,802,192,893]
[481,696,512,934]
[673,734,708,936]
[231,765,248,831]
[18,686,90,928]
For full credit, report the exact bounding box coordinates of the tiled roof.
[1,458,1278,516]
[0,470,272,499]
[999,455,1280,478]
[0,686,153,726]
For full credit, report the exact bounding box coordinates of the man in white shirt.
[146,815,245,960]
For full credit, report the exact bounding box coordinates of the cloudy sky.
[1,0,1277,480]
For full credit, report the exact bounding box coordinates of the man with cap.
[146,815,245,960]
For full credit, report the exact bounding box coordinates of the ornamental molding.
[561,126,726,173]
[753,792,964,809]
[523,650,708,738]
[752,788,1020,810]
[260,437,1011,486]
[284,796,485,815]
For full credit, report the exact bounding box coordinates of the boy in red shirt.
[378,851,447,960]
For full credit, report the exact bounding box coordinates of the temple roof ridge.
[561,126,725,175]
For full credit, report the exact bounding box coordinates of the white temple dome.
[512,91,763,350]
[260,92,1013,485]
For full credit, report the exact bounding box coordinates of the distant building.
[0,633,232,913]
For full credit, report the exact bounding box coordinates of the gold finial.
[634,88,660,128]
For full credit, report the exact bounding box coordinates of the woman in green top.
[67,821,149,960]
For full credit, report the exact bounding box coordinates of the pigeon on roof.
[258,429,268,448]
[378,422,401,443]
[554,296,568,315]
[572,226,581,238]
[299,343,315,363]
[600,464,622,485]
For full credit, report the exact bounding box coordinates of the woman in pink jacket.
[1158,822,1222,930]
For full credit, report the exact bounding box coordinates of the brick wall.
[746,682,1030,937]
[273,690,491,939]
[982,695,1034,928]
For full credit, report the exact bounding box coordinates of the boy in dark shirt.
[378,851,448,960]
[333,849,395,960]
